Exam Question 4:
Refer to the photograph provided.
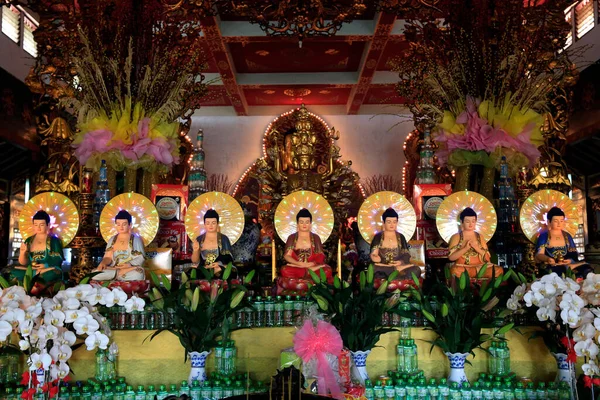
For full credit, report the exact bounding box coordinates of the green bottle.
[395,379,407,400]
[374,380,385,400]
[514,383,526,400]
[233,381,244,397]
[264,296,275,327]
[102,385,114,400]
[135,386,146,400]
[283,296,294,326]
[146,385,157,400]
[406,378,417,400]
[482,382,494,400]
[365,379,375,400]
[502,383,515,400]
[190,380,201,400]
[58,387,69,400]
[157,385,168,400]
[223,379,234,398]
[180,381,190,397]
[124,385,135,400]
[71,386,82,400]
[82,386,93,400]
[438,378,450,400]
[114,385,125,400]
[525,383,536,400]
[416,378,428,400]
[254,296,265,327]
[91,385,103,400]
[449,382,460,400]
[472,382,483,400]
[385,380,396,400]
[558,382,570,400]
[397,339,405,373]
[462,382,473,400]
[547,383,558,400]
[212,380,223,400]
[428,378,439,400]
[168,384,178,398]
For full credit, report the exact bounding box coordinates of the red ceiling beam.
[200,17,249,116]
[346,12,396,115]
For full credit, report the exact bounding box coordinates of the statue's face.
[461,216,477,232]
[115,219,131,234]
[205,218,219,233]
[33,219,49,235]
[297,217,312,232]
[549,216,565,231]
[383,217,398,232]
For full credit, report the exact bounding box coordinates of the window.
[565,8,574,48]
[1,5,20,43]
[23,15,37,57]
[576,0,595,39]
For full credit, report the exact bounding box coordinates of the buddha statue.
[369,208,421,280]
[12,211,64,282]
[448,207,504,279]
[280,208,332,281]
[94,210,146,281]
[535,207,593,278]
[191,209,234,274]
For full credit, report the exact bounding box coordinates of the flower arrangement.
[0,281,142,399]
[148,265,253,357]
[507,272,600,389]
[404,266,513,355]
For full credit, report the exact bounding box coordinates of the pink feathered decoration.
[293,320,343,399]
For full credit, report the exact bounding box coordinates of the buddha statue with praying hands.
[448,207,504,279]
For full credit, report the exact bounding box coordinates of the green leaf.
[376,281,388,295]
[151,288,164,309]
[150,271,161,288]
[444,266,450,281]
[0,275,10,289]
[359,271,366,291]
[441,303,449,317]
[223,264,233,281]
[459,272,467,291]
[161,274,172,291]
[190,268,197,280]
[312,294,328,311]
[243,270,255,284]
[230,291,245,309]
[367,264,374,284]
[481,288,492,303]
[333,276,341,289]
[422,309,435,323]
[181,272,189,285]
[517,272,527,284]
[308,269,321,284]
[476,263,488,279]
[191,287,200,311]
[80,276,91,284]
[495,323,514,336]
[387,270,399,282]
[319,268,326,282]
[411,272,420,287]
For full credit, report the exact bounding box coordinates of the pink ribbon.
[293,320,343,399]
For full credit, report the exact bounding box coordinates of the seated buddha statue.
[448,207,504,279]
[191,209,234,275]
[12,211,64,283]
[370,208,421,280]
[535,207,592,278]
[94,210,146,281]
[280,208,333,281]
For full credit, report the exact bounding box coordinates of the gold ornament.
[20,192,80,247]
[357,191,417,243]
[185,191,245,245]
[519,189,579,244]
[436,190,497,243]
[274,190,334,243]
[99,193,159,245]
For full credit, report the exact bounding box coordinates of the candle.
[272,239,276,282]
[337,238,342,279]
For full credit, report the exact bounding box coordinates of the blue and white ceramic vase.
[445,352,470,386]
[350,350,371,384]
[188,350,210,384]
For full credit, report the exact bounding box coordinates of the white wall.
[190,113,415,186]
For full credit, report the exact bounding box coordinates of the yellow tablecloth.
[69,327,561,387]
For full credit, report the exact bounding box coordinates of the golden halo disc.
[20,192,80,247]
[100,192,159,245]
[357,191,416,244]
[436,190,497,243]
[185,191,244,245]
[274,190,334,243]
[519,189,579,243]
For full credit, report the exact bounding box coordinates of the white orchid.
[507,295,521,311]
[513,283,527,299]
[44,309,66,327]
[64,307,89,323]
[0,320,12,341]
[42,298,61,312]
[536,306,557,322]
[19,339,30,351]
[73,314,100,336]
[561,308,583,328]
[64,285,94,300]
[23,303,43,321]
[49,344,72,362]
[19,319,34,337]
[49,362,70,381]
[85,331,110,351]
[574,322,597,342]
[59,331,77,346]
[29,352,52,371]
[62,297,81,311]
[112,288,128,306]
[1,308,25,323]
[575,338,600,358]
[38,324,59,342]
[124,296,145,313]
[583,360,600,377]
[564,277,580,293]
[559,292,585,313]
[1,286,26,303]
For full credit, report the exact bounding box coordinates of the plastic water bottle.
[190,381,201,400]
[396,339,405,372]
[254,297,265,327]
[180,381,191,397]
[499,342,510,376]
[472,382,483,400]
[405,339,418,373]
[395,379,407,400]
[212,380,223,400]
[157,385,168,400]
[135,386,146,400]
[416,378,428,400]
[385,380,396,400]
[146,385,157,400]
[439,378,450,400]
[500,156,508,180]
[488,342,497,375]
[92,386,103,400]
[535,383,546,400]
[58,387,69,400]
[223,379,234,398]
[482,382,494,400]
[427,379,438,400]
[547,383,558,400]
[462,382,473,400]
[449,382,461,400]
[558,382,570,400]
[406,379,417,400]
[374,380,385,400]
[365,379,375,400]
[514,384,525,400]
[284,296,294,326]
[502,383,515,400]
[233,381,245,396]
[124,386,135,400]
[525,383,536,400]
[493,382,504,400]
[274,296,284,327]
[200,381,212,400]
[293,296,304,323]
[244,297,254,328]
[264,296,275,327]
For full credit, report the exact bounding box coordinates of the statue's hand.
[192,241,200,252]
[547,257,556,265]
